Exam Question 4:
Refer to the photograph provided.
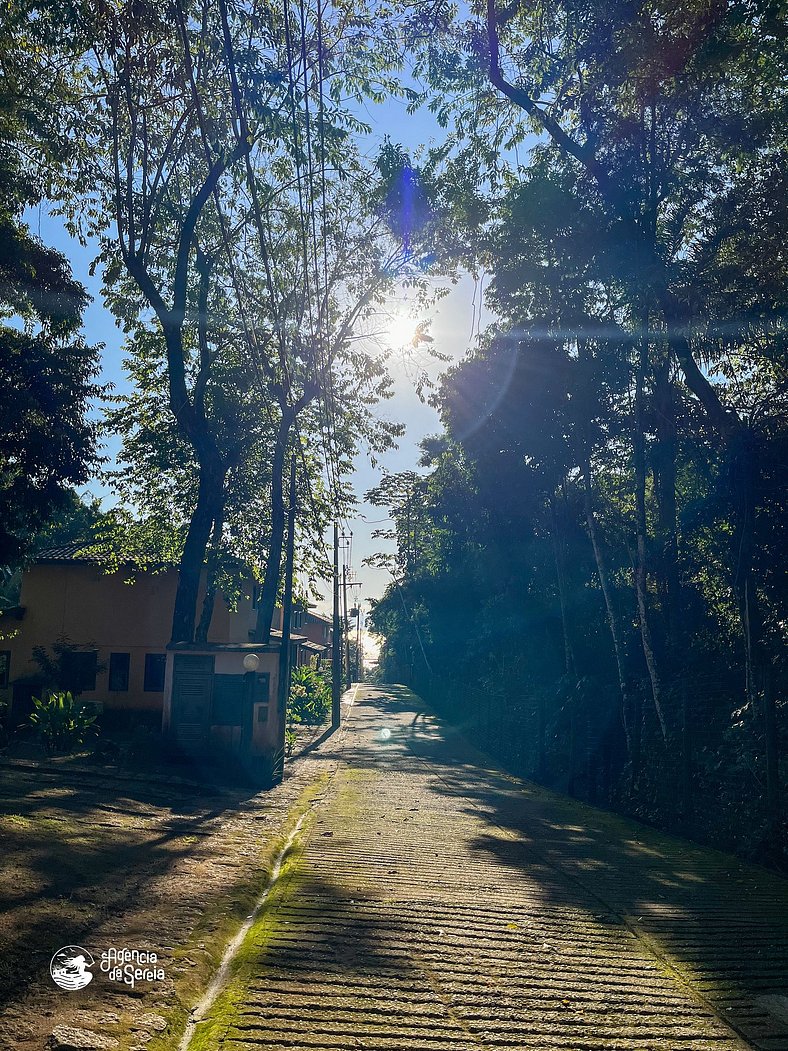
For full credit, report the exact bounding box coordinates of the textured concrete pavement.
[195,684,788,1051]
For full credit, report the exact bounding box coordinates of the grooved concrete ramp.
[194,685,788,1050]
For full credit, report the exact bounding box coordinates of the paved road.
[198,684,788,1051]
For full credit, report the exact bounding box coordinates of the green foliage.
[0,2,104,565]
[29,691,98,755]
[0,320,104,565]
[360,0,788,862]
[287,666,331,725]
[53,0,419,642]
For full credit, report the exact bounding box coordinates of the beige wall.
[0,562,256,714]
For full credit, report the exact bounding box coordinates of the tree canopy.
[370,0,788,860]
[0,2,103,564]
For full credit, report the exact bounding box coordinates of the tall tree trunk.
[195,494,225,645]
[551,493,577,679]
[580,453,634,764]
[652,353,680,645]
[731,430,780,835]
[152,308,228,646]
[171,456,225,644]
[275,456,297,780]
[762,663,780,837]
[575,338,635,768]
[633,324,668,740]
[254,408,293,646]
[652,354,690,812]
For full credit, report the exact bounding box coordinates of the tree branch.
[171,137,250,325]
[486,0,741,441]
[486,0,607,185]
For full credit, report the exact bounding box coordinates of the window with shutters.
[62,650,97,692]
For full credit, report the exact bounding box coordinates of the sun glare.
[385,312,419,349]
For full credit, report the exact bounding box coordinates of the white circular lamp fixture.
[243,653,261,672]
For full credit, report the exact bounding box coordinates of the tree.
[0,2,103,564]
[391,0,786,840]
[69,0,408,644]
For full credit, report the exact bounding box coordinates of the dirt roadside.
[0,718,347,1051]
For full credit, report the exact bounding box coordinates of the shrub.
[30,691,99,754]
[288,665,331,725]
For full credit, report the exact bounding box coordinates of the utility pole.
[342,559,351,688]
[275,457,297,781]
[332,522,341,728]
[356,603,363,682]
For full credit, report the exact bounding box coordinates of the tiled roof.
[34,541,106,563]
[33,541,177,566]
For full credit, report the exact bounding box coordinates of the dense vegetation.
[369,0,787,863]
[1,0,784,858]
[0,5,103,564]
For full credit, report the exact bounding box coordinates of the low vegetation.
[29,691,98,755]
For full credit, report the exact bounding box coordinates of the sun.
[385,312,419,349]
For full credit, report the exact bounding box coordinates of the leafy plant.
[284,727,298,758]
[287,666,331,726]
[29,691,98,754]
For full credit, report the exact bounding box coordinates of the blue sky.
[30,92,491,616]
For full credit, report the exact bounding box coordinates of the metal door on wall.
[171,654,215,753]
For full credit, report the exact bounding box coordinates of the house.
[272,603,333,665]
[0,544,333,782]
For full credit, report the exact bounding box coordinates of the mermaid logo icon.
[50,946,95,991]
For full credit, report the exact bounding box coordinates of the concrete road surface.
[190,684,788,1051]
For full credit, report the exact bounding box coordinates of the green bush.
[30,691,99,754]
[288,665,331,725]
[284,726,298,757]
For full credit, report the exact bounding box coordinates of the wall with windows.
[303,611,333,648]
[0,561,255,716]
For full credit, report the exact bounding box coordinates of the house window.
[143,653,166,692]
[0,651,10,688]
[292,609,303,629]
[63,650,97,693]
[108,652,130,692]
[251,584,262,609]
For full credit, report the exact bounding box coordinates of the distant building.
[272,603,333,658]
